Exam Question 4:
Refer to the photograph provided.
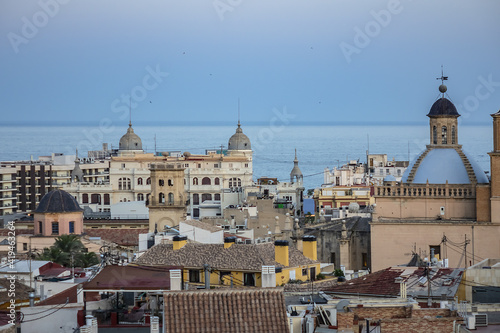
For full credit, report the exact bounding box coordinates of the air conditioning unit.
[466,315,476,330]
[473,313,488,327]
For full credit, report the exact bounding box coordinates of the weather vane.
[436,65,448,85]
[436,65,448,94]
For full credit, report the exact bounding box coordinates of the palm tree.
[76,252,100,268]
[53,234,84,253]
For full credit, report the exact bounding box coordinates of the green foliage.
[306,189,314,196]
[287,279,303,284]
[334,269,344,277]
[316,273,326,280]
[36,235,99,268]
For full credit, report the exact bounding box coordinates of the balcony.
[0,187,14,191]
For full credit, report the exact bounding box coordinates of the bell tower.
[148,163,187,232]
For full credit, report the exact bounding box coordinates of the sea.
[0,124,493,190]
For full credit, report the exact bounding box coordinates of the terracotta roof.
[0,278,31,305]
[322,267,463,298]
[181,220,222,233]
[83,228,148,246]
[136,242,317,271]
[83,265,181,291]
[163,289,289,333]
[36,284,79,306]
[83,218,149,224]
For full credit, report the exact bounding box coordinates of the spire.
[290,149,303,183]
[294,148,298,163]
[129,96,132,127]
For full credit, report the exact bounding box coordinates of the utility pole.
[464,234,470,268]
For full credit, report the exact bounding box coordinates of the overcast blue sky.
[1,0,500,126]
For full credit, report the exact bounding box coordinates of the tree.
[37,235,99,268]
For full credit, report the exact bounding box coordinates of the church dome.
[34,189,83,213]
[119,123,142,151]
[227,122,251,150]
[402,148,488,184]
[427,98,459,117]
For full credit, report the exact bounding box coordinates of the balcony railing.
[375,183,475,198]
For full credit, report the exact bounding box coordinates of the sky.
[1,0,500,126]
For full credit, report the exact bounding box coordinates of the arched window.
[118,177,123,190]
[146,193,150,205]
[441,126,447,144]
[214,193,221,201]
[193,177,198,185]
[202,193,212,202]
[127,178,131,190]
[193,194,199,205]
[146,177,151,185]
[137,193,144,201]
[118,178,131,190]
[82,193,89,204]
[159,192,165,203]
[168,193,174,204]
[202,177,211,185]
[452,126,456,144]
[138,177,143,185]
[214,178,220,185]
[91,194,101,204]
[159,179,164,186]
[433,126,437,144]
[229,177,242,187]
[168,179,173,186]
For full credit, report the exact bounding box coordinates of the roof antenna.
[436,65,448,97]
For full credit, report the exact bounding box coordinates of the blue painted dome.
[402,148,488,184]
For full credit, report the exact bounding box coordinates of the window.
[168,179,173,186]
[229,177,241,187]
[91,194,101,204]
[397,169,401,176]
[197,164,201,168]
[121,163,126,169]
[82,194,88,204]
[379,169,383,176]
[146,177,151,185]
[214,163,219,168]
[330,252,336,265]
[38,221,43,234]
[214,193,221,201]
[386,169,390,175]
[69,221,75,234]
[137,177,143,185]
[118,177,131,190]
[244,273,255,286]
[193,194,199,205]
[189,270,200,283]
[302,268,308,276]
[429,245,441,260]
[441,126,447,144]
[202,177,211,185]
[159,192,165,203]
[52,222,59,235]
[193,177,198,185]
[202,193,212,202]
[214,178,220,185]
[104,194,110,205]
[452,126,456,144]
[168,193,174,204]
[245,163,249,168]
[362,253,368,268]
[184,163,189,168]
[433,126,437,144]
[159,179,164,186]
[137,193,144,201]
[146,194,150,205]
[193,208,199,218]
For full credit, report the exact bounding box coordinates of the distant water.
[0,124,492,189]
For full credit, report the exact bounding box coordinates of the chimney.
[302,235,317,261]
[170,269,182,291]
[274,240,289,267]
[224,236,236,249]
[173,235,187,250]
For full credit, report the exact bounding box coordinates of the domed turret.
[35,189,83,213]
[227,121,251,151]
[290,149,303,183]
[119,122,143,151]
